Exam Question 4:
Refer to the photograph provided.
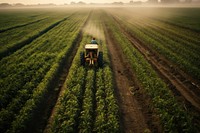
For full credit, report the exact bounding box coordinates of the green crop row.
[110,12,200,81]
[0,11,89,133]
[94,67,119,133]
[145,18,200,48]
[51,10,119,132]
[0,9,45,31]
[78,69,95,132]
[131,18,200,65]
[50,34,88,132]
[0,14,84,110]
[0,8,77,31]
[0,10,79,59]
[104,12,194,132]
[0,17,47,33]
[152,10,200,32]
[93,12,119,132]
[128,16,200,56]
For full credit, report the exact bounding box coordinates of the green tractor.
[80,43,103,67]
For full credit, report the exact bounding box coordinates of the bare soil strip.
[43,14,93,133]
[112,16,200,111]
[27,29,82,133]
[103,22,154,132]
[25,12,92,133]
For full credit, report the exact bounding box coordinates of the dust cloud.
[83,20,105,41]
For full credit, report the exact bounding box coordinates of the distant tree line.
[147,0,200,3]
[1,0,200,7]
[0,3,56,7]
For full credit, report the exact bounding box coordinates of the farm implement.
[80,43,103,67]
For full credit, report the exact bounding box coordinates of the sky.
[0,0,148,4]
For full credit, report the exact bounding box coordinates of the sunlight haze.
[0,0,148,4]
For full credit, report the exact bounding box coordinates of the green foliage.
[105,12,195,132]
[110,8,200,80]
[0,10,88,133]
[51,11,120,133]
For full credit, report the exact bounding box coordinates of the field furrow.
[0,11,78,59]
[111,13,200,111]
[0,17,48,33]
[0,10,89,133]
[0,7,200,133]
[104,10,197,132]
[49,10,120,133]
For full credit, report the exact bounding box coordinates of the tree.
[160,0,179,3]
[0,3,11,7]
[148,0,158,3]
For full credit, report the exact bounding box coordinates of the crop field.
[0,7,200,133]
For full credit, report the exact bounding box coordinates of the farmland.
[0,7,200,133]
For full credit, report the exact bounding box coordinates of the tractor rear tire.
[98,52,103,67]
[80,52,85,66]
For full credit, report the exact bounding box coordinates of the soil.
[28,10,200,133]
[111,15,200,111]
[111,15,200,130]
[26,29,83,133]
[103,22,163,132]
[43,12,92,133]
[26,12,92,133]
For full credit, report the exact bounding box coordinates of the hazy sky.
[0,0,147,4]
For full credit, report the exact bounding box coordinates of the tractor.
[80,43,103,67]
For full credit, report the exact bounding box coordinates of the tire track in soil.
[25,11,92,133]
[43,11,93,133]
[103,22,152,133]
[110,15,200,129]
[112,16,200,111]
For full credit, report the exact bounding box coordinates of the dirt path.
[111,16,200,112]
[42,42,80,133]
[103,22,154,132]
[25,12,92,133]
[27,28,83,133]
[43,12,93,133]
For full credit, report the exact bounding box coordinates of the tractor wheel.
[80,52,85,66]
[98,51,103,67]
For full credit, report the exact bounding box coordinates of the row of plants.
[0,11,89,133]
[0,8,78,31]
[131,17,200,66]
[51,10,119,132]
[104,11,195,132]
[78,69,95,132]
[125,7,200,32]
[151,8,200,32]
[80,11,119,132]
[50,37,87,132]
[93,11,119,132]
[94,67,119,133]
[0,10,78,59]
[145,18,200,48]
[0,17,48,33]
[0,9,47,31]
[107,8,200,56]
[0,12,85,109]
[126,14,200,53]
[110,12,200,81]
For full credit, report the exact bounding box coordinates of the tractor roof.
[85,44,98,49]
